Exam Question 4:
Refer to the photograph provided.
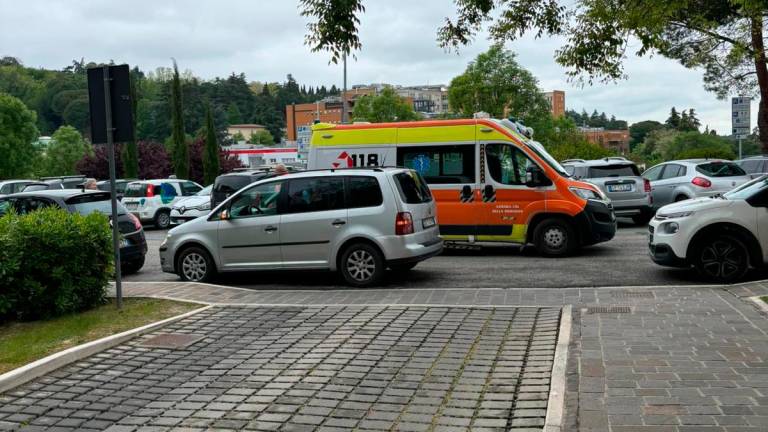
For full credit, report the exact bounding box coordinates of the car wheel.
[178,246,215,282]
[694,234,750,283]
[533,218,577,257]
[340,243,385,287]
[674,195,689,202]
[389,262,418,272]
[121,256,145,275]
[154,210,171,229]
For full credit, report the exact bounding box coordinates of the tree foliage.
[628,120,664,150]
[203,104,220,185]
[0,93,38,178]
[565,109,627,129]
[40,125,92,177]
[248,129,275,145]
[352,87,421,123]
[448,45,550,122]
[170,61,189,179]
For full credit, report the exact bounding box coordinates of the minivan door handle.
[264,225,278,233]
[332,219,346,226]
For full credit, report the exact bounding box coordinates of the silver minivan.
[159,168,443,287]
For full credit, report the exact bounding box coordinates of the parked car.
[649,175,768,283]
[171,184,213,225]
[735,155,768,178]
[0,190,147,274]
[562,157,653,224]
[159,168,443,287]
[211,170,273,209]
[22,180,66,192]
[96,179,135,200]
[0,180,36,197]
[121,179,203,229]
[39,175,93,189]
[642,159,751,210]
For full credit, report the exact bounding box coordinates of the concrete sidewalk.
[1,281,767,431]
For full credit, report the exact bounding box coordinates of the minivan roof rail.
[561,159,586,164]
[604,156,629,161]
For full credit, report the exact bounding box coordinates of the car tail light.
[127,213,142,231]
[643,178,651,192]
[395,212,414,235]
[146,184,155,197]
[691,177,712,188]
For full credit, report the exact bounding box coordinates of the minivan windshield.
[724,175,768,200]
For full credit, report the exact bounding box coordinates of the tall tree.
[202,104,219,185]
[0,93,38,178]
[122,77,139,178]
[666,107,681,129]
[42,125,91,176]
[226,102,243,125]
[447,45,550,122]
[170,60,189,179]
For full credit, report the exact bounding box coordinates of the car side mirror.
[526,165,551,187]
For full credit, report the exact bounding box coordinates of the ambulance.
[307,118,616,256]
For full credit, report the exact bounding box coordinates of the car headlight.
[199,202,211,211]
[660,211,694,219]
[569,187,603,201]
[662,222,679,234]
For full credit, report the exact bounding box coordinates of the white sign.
[732,96,751,138]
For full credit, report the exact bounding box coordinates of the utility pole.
[342,53,348,124]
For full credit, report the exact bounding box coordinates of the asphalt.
[127,221,768,289]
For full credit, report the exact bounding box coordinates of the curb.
[0,304,212,394]
[543,305,572,432]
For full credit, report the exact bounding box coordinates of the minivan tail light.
[691,177,712,188]
[146,184,155,197]
[643,178,651,193]
[395,212,414,235]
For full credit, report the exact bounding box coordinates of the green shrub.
[0,207,113,321]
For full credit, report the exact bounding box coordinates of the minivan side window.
[397,145,475,184]
[346,176,383,208]
[229,181,283,219]
[285,177,345,213]
[486,143,537,185]
[0,184,11,194]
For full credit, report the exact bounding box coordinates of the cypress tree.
[122,77,139,178]
[170,60,189,179]
[203,103,219,185]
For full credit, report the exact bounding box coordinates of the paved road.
[129,222,767,289]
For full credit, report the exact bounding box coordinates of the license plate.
[125,203,138,210]
[608,184,632,192]
[422,217,436,228]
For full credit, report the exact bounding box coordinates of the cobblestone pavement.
[0,306,561,432]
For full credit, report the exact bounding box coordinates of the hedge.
[0,207,113,321]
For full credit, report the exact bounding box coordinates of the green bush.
[0,207,113,321]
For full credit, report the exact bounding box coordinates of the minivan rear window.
[124,183,147,197]
[394,171,432,204]
[587,164,640,178]
[696,162,746,177]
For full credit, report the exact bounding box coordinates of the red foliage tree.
[188,137,244,185]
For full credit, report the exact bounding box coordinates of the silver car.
[642,159,751,209]
[562,157,653,224]
[0,180,35,197]
[159,168,443,287]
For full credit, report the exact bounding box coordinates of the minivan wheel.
[533,218,577,257]
[694,235,750,283]
[155,210,171,229]
[178,247,215,282]
[340,243,385,287]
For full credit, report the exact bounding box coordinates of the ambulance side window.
[486,144,536,186]
[397,145,475,184]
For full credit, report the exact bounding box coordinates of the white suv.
[649,175,768,282]
[122,179,203,229]
[159,168,443,287]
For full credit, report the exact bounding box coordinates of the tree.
[226,102,243,125]
[0,93,38,178]
[681,108,701,132]
[78,141,171,180]
[231,131,246,143]
[299,1,768,152]
[248,129,274,145]
[122,78,139,178]
[666,107,681,130]
[447,45,550,121]
[41,125,91,176]
[629,120,664,150]
[170,60,189,179]
[203,104,219,185]
[352,87,421,123]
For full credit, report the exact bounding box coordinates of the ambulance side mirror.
[526,165,551,187]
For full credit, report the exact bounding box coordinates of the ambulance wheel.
[533,218,577,257]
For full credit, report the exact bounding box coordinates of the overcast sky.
[0,0,753,134]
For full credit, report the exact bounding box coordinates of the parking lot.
[127,220,764,289]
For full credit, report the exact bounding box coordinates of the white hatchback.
[122,179,203,229]
[649,175,768,282]
[171,185,213,225]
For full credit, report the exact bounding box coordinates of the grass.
[762,297,768,304]
[0,298,201,374]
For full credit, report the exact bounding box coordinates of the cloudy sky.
[0,0,753,134]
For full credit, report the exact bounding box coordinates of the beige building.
[227,124,266,140]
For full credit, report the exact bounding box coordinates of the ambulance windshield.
[498,119,569,177]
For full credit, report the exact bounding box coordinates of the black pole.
[103,65,123,309]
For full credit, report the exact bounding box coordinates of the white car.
[649,175,768,282]
[171,185,212,225]
[122,179,203,229]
